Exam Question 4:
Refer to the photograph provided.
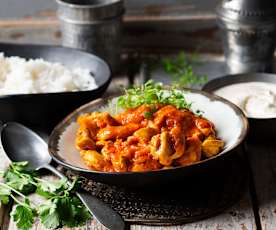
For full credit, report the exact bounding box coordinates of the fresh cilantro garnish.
[35,178,68,199]
[0,184,11,204]
[37,179,89,229]
[140,52,208,88]
[162,52,208,87]
[9,161,29,171]
[118,80,191,110]
[37,178,67,194]
[3,161,36,194]
[38,202,60,229]
[70,196,91,226]
[11,202,35,230]
[0,161,91,230]
[144,111,153,119]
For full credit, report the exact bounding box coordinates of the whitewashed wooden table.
[0,56,269,230]
[0,80,257,230]
[0,2,275,229]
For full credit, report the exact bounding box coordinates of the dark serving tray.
[61,149,248,225]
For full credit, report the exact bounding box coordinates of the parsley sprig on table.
[0,161,90,230]
[139,51,208,88]
[117,80,192,110]
[162,52,208,87]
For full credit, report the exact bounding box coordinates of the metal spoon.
[0,122,125,230]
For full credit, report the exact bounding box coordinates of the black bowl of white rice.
[0,43,111,132]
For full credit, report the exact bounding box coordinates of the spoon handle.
[44,164,125,230]
[44,164,65,178]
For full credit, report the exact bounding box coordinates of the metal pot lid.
[217,0,276,26]
[56,0,125,23]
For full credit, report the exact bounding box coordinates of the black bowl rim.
[203,72,276,120]
[0,42,112,98]
[48,87,249,176]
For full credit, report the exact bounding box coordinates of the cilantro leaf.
[1,161,91,229]
[162,52,208,88]
[4,170,20,182]
[37,178,67,194]
[144,111,153,119]
[10,162,29,172]
[38,202,60,229]
[3,162,36,194]
[56,197,75,226]
[11,204,35,230]
[38,196,90,229]
[35,186,53,199]
[5,171,35,194]
[66,178,81,193]
[0,195,10,205]
[70,197,91,226]
[0,184,11,204]
[117,80,191,110]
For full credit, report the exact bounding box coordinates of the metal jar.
[56,0,124,73]
[217,0,276,74]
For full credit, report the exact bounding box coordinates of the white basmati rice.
[0,53,97,95]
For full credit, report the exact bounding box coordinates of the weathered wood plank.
[247,142,276,230]
[130,192,256,230]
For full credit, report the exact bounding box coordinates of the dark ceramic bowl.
[0,43,111,132]
[48,89,248,187]
[203,73,276,140]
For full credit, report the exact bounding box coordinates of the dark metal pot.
[56,0,124,73]
[217,0,276,74]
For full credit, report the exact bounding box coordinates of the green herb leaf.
[57,196,90,227]
[1,161,91,230]
[35,186,53,199]
[56,196,75,226]
[118,80,191,110]
[10,162,29,172]
[66,178,82,193]
[4,162,36,194]
[37,178,67,194]
[0,184,11,204]
[70,196,91,226]
[5,171,35,194]
[38,202,60,229]
[0,194,10,205]
[11,204,35,230]
[144,111,153,119]
[35,178,68,199]
[162,52,208,87]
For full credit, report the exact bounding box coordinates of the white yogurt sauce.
[214,82,276,118]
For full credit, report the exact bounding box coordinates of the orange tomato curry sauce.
[75,104,224,172]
